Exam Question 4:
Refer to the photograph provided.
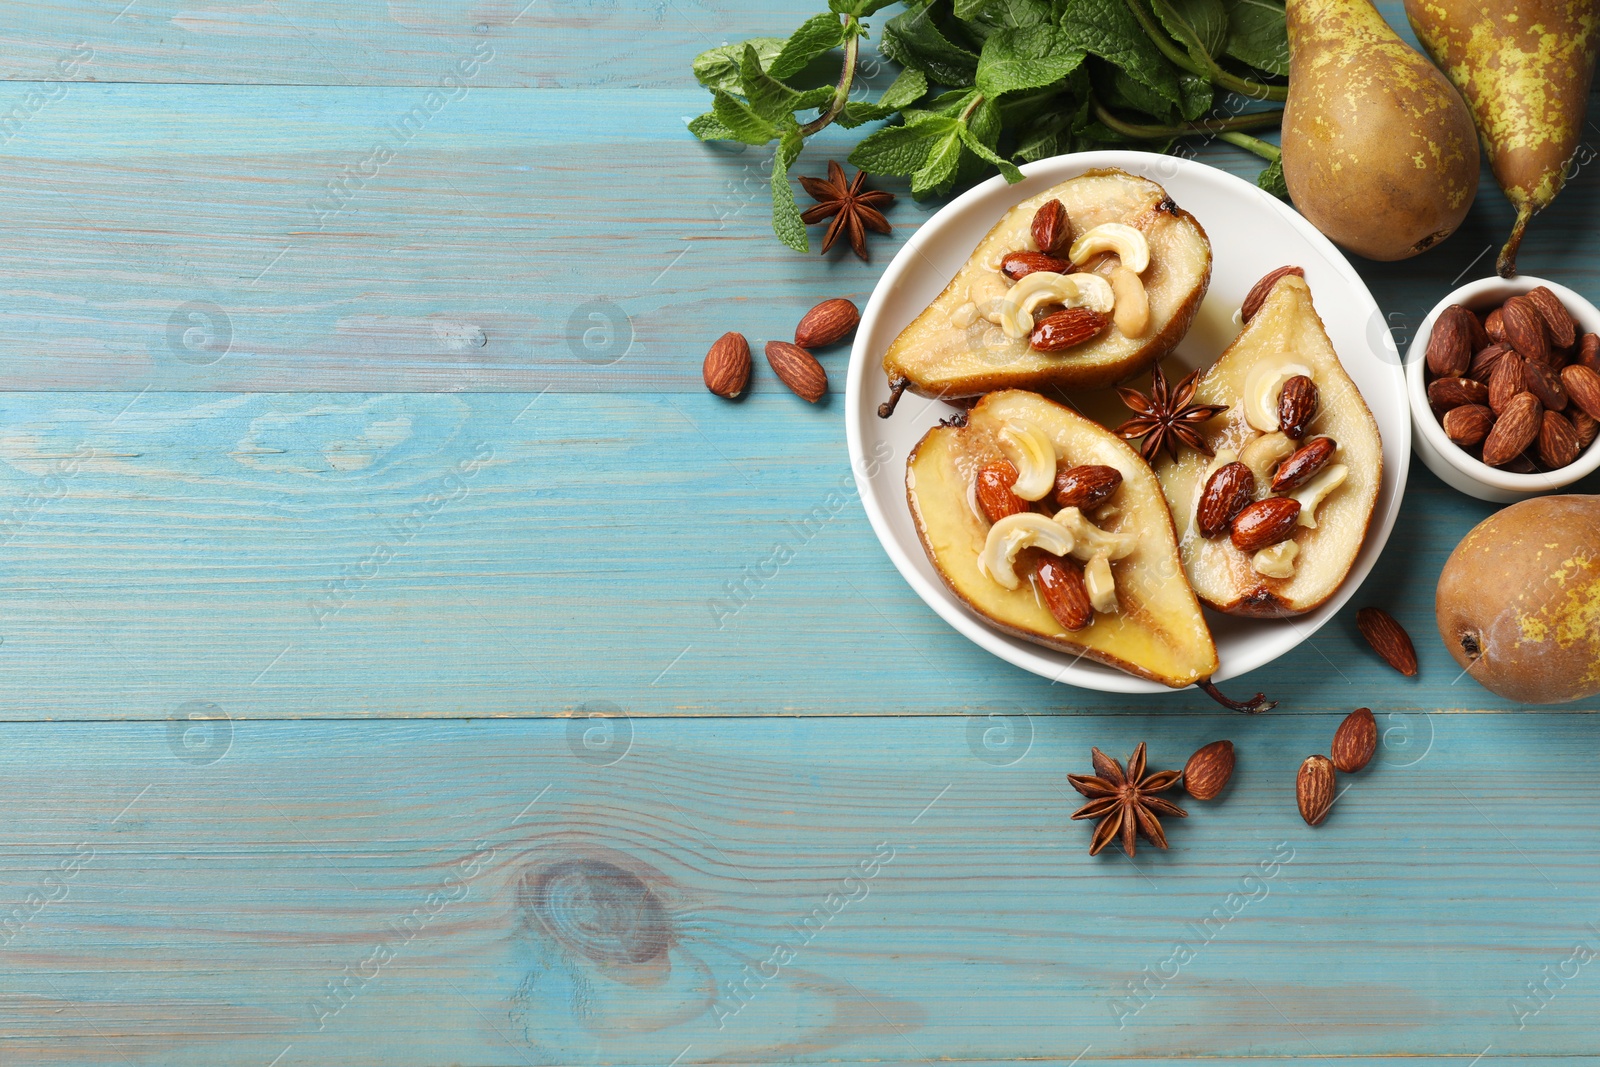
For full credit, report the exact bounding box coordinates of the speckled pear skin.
[1281,0,1480,261]
[1404,0,1600,276]
[1436,495,1600,705]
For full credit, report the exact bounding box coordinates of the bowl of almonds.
[1408,275,1600,502]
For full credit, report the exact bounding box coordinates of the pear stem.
[1217,131,1280,162]
[1197,680,1277,714]
[1092,101,1284,141]
[1497,205,1533,279]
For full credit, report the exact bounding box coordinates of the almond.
[1053,464,1123,510]
[793,298,860,349]
[1182,740,1235,800]
[1297,755,1336,827]
[1271,436,1337,492]
[1484,306,1507,342]
[1330,707,1378,773]
[1481,392,1543,467]
[1539,410,1581,469]
[1036,556,1093,631]
[1578,333,1600,373]
[1425,305,1473,378]
[1241,265,1304,322]
[1031,307,1109,351]
[1469,342,1511,383]
[1277,374,1318,439]
[1001,250,1073,281]
[1356,606,1419,676]
[1196,461,1255,538]
[1465,309,1491,352]
[1501,296,1550,366]
[1524,358,1568,411]
[975,462,1027,523]
[1427,376,1489,414]
[1442,403,1494,448]
[764,340,827,403]
[1230,496,1301,553]
[1572,408,1599,449]
[1560,363,1600,421]
[1526,286,1577,349]
[703,331,751,399]
[1031,199,1071,255]
[1488,350,1526,414]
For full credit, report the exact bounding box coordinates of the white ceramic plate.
[845,150,1411,694]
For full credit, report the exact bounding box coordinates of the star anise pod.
[1114,364,1227,463]
[1068,743,1187,857]
[799,161,894,262]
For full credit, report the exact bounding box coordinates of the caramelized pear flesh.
[1155,274,1382,617]
[907,390,1219,688]
[884,169,1212,400]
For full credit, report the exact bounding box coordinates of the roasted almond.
[794,298,860,348]
[1442,403,1494,448]
[1488,350,1526,415]
[1031,307,1109,351]
[1501,296,1550,365]
[1465,308,1491,352]
[1526,286,1578,349]
[703,331,751,399]
[1469,342,1512,383]
[1297,755,1336,827]
[1331,707,1378,773]
[1182,740,1235,800]
[1560,363,1600,421]
[1425,305,1473,378]
[1230,496,1302,552]
[764,340,827,403]
[1572,408,1599,449]
[1271,436,1337,492]
[1036,556,1093,631]
[1002,250,1073,281]
[1539,409,1581,469]
[1524,358,1568,411]
[975,462,1027,523]
[1356,606,1419,676]
[1578,333,1600,373]
[1482,391,1543,467]
[1241,265,1304,322]
[1053,464,1122,510]
[1277,374,1318,439]
[1031,199,1071,255]
[1484,306,1506,343]
[1196,461,1255,538]
[1427,376,1489,414]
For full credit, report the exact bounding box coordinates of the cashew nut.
[989,271,1115,339]
[1084,554,1118,614]
[1110,264,1150,337]
[1288,463,1347,528]
[1052,507,1138,561]
[1069,223,1150,274]
[950,301,979,329]
[977,513,1076,590]
[1242,363,1313,433]
[1252,540,1299,578]
[1238,431,1295,488]
[997,420,1057,501]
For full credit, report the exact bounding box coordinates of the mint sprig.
[688,0,1290,252]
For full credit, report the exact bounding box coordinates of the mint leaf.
[1257,156,1287,198]
[688,111,738,141]
[839,67,929,127]
[881,7,980,87]
[849,114,955,174]
[741,44,800,121]
[977,26,1086,96]
[711,89,779,145]
[694,38,784,92]
[771,13,846,79]
[958,123,1024,183]
[912,123,965,196]
[771,129,809,252]
[1151,0,1229,61]
[830,0,897,14]
[1224,0,1289,75]
[1060,0,1181,105]
[1177,70,1213,120]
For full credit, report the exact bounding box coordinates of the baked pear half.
[1155,271,1382,617]
[907,389,1219,689]
[883,168,1212,402]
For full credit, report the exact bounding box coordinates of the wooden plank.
[0,714,1595,1064]
[0,388,1585,720]
[0,81,1593,391]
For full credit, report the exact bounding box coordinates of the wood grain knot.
[520,859,671,965]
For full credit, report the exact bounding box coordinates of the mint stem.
[1091,101,1283,139]
[1119,0,1288,103]
[958,92,986,125]
[800,15,860,136]
[1217,130,1280,161]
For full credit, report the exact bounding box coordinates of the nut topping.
[1036,556,1093,631]
[1270,436,1337,492]
[1053,464,1123,510]
[1030,199,1071,255]
[1277,375,1319,439]
[1196,461,1255,538]
[1240,265,1303,323]
[1031,307,1110,352]
[1230,497,1302,552]
[1001,251,1073,281]
[997,420,1058,500]
[975,462,1028,524]
[1067,222,1150,274]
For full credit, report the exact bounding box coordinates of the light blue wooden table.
[1,2,1598,1064]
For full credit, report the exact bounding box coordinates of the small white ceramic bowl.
[1407,275,1600,502]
